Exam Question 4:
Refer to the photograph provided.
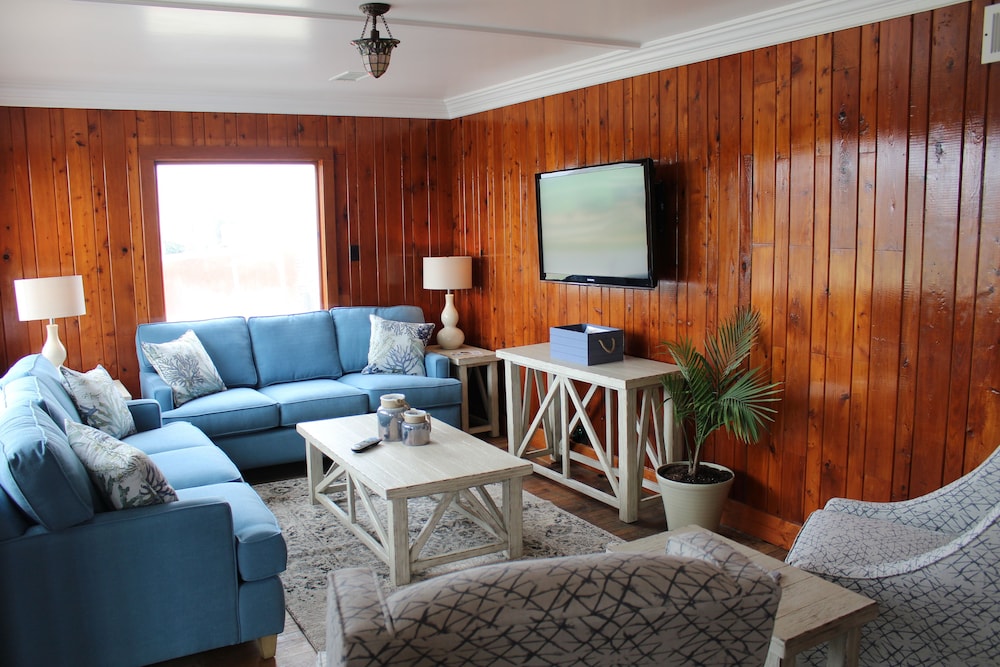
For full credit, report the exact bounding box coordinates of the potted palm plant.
[657,306,782,531]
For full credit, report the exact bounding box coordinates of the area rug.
[254,476,623,651]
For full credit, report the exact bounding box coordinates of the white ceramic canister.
[400,409,432,446]
[376,393,408,441]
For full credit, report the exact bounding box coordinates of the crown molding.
[445,0,966,119]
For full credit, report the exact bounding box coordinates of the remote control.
[351,437,381,453]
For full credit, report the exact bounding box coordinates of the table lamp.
[14,275,87,368]
[423,256,472,349]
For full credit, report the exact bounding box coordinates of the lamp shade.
[423,256,472,291]
[14,275,86,322]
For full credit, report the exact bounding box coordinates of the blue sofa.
[135,305,463,470]
[0,354,287,667]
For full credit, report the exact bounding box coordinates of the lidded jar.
[376,393,408,441]
[401,409,432,446]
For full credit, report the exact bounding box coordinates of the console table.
[496,343,679,522]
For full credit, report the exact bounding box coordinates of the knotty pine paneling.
[0,111,455,395]
[1,1,997,548]
[450,1,999,545]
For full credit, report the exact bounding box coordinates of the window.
[155,163,321,320]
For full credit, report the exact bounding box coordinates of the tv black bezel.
[534,158,657,289]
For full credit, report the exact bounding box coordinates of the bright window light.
[155,163,321,320]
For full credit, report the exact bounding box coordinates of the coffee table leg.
[306,440,322,506]
[504,477,524,559]
[387,498,411,585]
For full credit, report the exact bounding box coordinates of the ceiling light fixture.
[351,3,399,79]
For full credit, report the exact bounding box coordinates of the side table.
[609,527,879,666]
[427,345,501,437]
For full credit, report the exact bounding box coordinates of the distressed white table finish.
[298,413,532,585]
[609,528,879,667]
[497,343,679,523]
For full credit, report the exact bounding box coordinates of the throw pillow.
[60,365,137,439]
[65,420,179,510]
[362,314,435,376]
[141,329,226,406]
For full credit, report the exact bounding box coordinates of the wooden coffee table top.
[297,413,531,500]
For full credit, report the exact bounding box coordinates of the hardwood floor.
[154,445,788,667]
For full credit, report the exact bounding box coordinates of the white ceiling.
[0,0,961,119]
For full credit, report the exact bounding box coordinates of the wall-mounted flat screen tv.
[535,158,657,289]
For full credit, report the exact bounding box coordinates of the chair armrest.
[424,352,450,378]
[666,528,782,588]
[326,568,390,663]
[139,370,175,412]
[126,398,162,432]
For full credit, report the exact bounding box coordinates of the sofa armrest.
[127,398,162,432]
[0,498,242,666]
[424,352,450,378]
[140,370,176,412]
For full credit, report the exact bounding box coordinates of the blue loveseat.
[136,305,463,469]
[0,354,287,667]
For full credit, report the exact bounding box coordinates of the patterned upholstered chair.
[786,445,1000,666]
[322,530,781,666]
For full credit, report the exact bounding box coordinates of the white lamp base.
[436,292,465,350]
[41,322,67,368]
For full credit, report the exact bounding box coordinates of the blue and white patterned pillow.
[362,314,435,376]
[141,329,226,406]
[66,420,178,510]
[60,364,136,439]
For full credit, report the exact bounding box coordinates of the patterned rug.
[254,476,624,651]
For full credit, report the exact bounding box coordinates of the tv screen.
[535,159,656,289]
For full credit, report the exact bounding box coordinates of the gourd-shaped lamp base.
[41,322,68,368]
[436,292,465,350]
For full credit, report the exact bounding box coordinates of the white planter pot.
[655,462,735,532]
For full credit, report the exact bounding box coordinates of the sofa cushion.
[137,317,258,388]
[176,482,287,582]
[149,445,242,490]
[331,306,428,374]
[66,421,179,510]
[0,403,95,530]
[248,311,343,386]
[60,365,137,439]
[1,375,78,428]
[337,372,462,412]
[141,330,228,406]
[362,314,435,376]
[0,355,81,425]
[124,420,216,456]
[161,388,279,438]
[257,379,369,426]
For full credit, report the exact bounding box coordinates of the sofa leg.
[257,634,277,659]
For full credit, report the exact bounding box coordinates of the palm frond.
[660,306,783,473]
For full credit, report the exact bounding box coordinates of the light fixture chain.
[380,15,394,40]
[359,15,371,40]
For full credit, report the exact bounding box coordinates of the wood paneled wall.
[1,1,996,544]
[0,110,454,385]
[450,1,999,542]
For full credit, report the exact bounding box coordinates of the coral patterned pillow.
[141,329,226,406]
[66,420,178,510]
[362,315,435,376]
[60,364,136,439]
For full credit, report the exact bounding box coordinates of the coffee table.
[297,413,533,585]
[608,527,878,667]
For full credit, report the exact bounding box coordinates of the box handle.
[599,338,617,354]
